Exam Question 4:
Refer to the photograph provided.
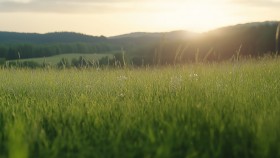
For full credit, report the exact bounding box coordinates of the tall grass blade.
[195,48,200,63]
[276,23,280,55]
[178,45,188,63]
[233,44,242,62]
[174,45,182,64]
[203,48,214,62]
[121,48,127,67]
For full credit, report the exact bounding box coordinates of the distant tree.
[98,56,111,66]
[57,58,71,68]
[113,52,128,67]
[21,61,41,69]
[0,58,5,65]
[7,48,18,60]
[71,58,79,67]
[0,46,8,58]
[71,56,89,68]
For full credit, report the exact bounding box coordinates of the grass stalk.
[276,23,280,55]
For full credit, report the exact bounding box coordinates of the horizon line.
[1,20,279,37]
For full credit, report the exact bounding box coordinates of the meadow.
[9,53,113,66]
[0,58,280,158]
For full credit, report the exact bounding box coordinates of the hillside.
[201,21,280,54]
[128,21,280,65]
[190,21,280,59]
[9,53,113,66]
[110,30,197,40]
[0,32,116,60]
[1,21,279,65]
[0,31,107,44]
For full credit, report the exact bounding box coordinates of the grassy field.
[9,53,113,65]
[0,58,280,158]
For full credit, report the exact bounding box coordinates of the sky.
[0,0,279,36]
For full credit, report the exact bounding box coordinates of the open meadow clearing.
[0,58,280,158]
[8,53,114,66]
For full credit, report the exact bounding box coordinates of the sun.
[103,0,237,35]
[178,1,233,32]
[145,0,234,33]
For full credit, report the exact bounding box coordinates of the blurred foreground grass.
[0,59,280,158]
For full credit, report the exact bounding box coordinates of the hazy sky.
[0,0,279,36]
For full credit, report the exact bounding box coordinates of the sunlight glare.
[149,0,234,32]
[180,1,233,32]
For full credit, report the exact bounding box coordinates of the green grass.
[9,53,113,65]
[0,58,280,158]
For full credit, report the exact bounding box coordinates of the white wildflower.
[117,75,128,81]
[117,75,128,97]
[189,73,199,81]
[170,75,183,91]
[119,93,125,98]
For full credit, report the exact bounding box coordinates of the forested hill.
[189,21,280,59]
[110,30,197,39]
[0,31,107,44]
[0,21,279,63]
[0,32,116,60]
[127,21,280,65]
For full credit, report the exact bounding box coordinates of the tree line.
[2,52,128,69]
[0,43,117,60]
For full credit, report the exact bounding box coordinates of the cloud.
[231,0,280,7]
[1,0,279,13]
[0,0,188,14]
[0,0,156,13]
